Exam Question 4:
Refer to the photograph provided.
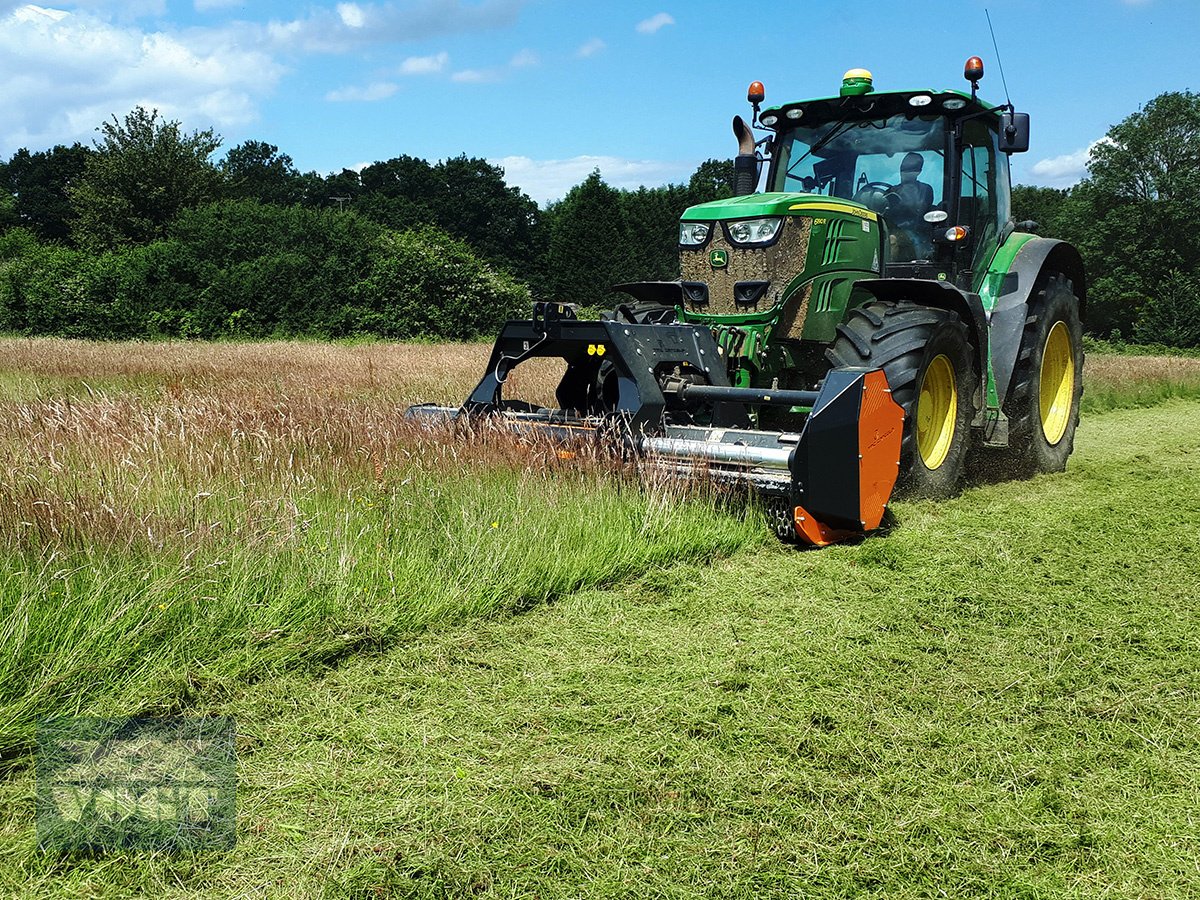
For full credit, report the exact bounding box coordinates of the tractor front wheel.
[827,302,976,499]
[1001,274,1084,474]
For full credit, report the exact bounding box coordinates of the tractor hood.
[680,192,875,222]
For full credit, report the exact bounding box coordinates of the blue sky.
[0,0,1194,204]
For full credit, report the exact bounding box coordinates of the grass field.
[1,338,1199,898]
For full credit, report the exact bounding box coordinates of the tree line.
[0,92,1197,345]
[0,108,732,341]
[1010,91,1200,347]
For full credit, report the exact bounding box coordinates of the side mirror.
[1000,111,1030,154]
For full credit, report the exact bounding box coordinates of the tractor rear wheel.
[827,302,976,499]
[1001,274,1084,474]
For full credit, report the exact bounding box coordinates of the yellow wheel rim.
[916,354,957,470]
[1039,321,1075,445]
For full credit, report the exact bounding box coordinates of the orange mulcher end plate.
[792,509,855,547]
[794,369,904,546]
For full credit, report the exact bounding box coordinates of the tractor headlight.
[726,217,783,246]
[679,222,711,246]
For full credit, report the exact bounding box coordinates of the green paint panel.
[976,231,1039,410]
[679,192,875,222]
[977,231,1037,312]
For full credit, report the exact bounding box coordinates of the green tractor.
[415,57,1085,545]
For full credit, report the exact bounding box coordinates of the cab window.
[771,114,948,262]
[959,119,1002,277]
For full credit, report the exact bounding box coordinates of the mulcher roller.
[408,302,904,546]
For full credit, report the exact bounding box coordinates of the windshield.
[771,113,948,262]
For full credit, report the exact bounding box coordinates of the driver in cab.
[885,151,934,260]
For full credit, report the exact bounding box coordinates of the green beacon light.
[840,67,874,97]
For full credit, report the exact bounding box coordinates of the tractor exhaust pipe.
[732,115,758,196]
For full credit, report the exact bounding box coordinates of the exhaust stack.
[731,81,763,197]
[732,115,758,196]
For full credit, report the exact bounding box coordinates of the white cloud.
[451,67,498,83]
[635,12,674,35]
[575,37,604,58]
[0,5,283,154]
[493,154,692,205]
[450,48,536,84]
[509,48,537,68]
[399,50,448,74]
[325,81,399,102]
[13,4,67,22]
[69,0,167,16]
[266,0,526,53]
[1030,138,1109,188]
[0,1,532,153]
[336,2,366,28]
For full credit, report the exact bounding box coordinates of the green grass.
[0,457,767,757]
[3,399,1198,897]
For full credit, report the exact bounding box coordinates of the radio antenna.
[985,8,1013,108]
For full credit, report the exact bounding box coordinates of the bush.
[355,225,529,339]
[1134,271,1200,348]
[0,204,528,340]
[168,201,385,337]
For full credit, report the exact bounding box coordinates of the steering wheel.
[852,180,898,212]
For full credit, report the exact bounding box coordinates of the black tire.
[1001,274,1084,475]
[826,302,976,499]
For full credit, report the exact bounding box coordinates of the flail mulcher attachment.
[408,303,905,546]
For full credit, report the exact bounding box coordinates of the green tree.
[620,184,692,281]
[1039,91,1200,343]
[0,189,15,232]
[321,168,363,209]
[355,225,529,339]
[357,155,440,229]
[70,107,222,250]
[355,154,546,288]
[220,140,304,205]
[1088,91,1200,203]
[1010,185,1068,234]
[687,157,734,204]
[4,144,92,241]
[1133,270,1200,347]
[434,155,544,283]
[167,199,383,336]
[546,171,633,308]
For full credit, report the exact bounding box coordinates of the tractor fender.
[988,238,1087,409]
[854,278,989,416]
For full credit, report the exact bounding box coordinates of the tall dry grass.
[1082,352,1200,413]
[0,338,565,407]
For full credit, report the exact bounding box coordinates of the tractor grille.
[680,216,812,316]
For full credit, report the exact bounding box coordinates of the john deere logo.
[709,249,728,269]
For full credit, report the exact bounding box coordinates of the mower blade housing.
[406,304,904,546]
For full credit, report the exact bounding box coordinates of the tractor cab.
[760,65,1028,290]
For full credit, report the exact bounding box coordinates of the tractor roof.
[761,89,1000,129]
